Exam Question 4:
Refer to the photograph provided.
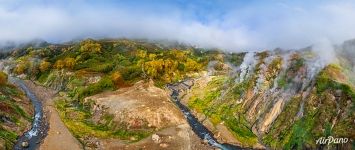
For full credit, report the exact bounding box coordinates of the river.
[9,77,48,150]
[9,76,243,150]
[167,81,245,150]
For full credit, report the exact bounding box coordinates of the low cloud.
[0,0,355,52]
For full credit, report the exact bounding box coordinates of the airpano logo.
[316,136,349,145]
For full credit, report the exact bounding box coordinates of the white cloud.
[0,1,355,52]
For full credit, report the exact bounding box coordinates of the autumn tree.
[54,60,65,69]
[148,54,157,60]
[136,49,147,58]
[144,59,164,78]
[39,60,51,72]
[80,39,102,53]
[15,62,28,74]
[0,71,8,85]
[64,57,75,69]
[185,58,200,72]
[111,71,124,87]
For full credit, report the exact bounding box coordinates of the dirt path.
[23,81,83,150]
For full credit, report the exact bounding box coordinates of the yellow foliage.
[144,59,164,78]
[39,60,51,72]
[148,54,157,60]
[171,50,187,61]
[64,58,76,69]
[111,71,124,87]
[15,62,27,74]
[137,50,147,58]
[185,58,200,71]
[80,40,102,53]
[0,71,8,85]
[54,60,65,69]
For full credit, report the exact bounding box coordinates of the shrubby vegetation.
[0,71,7,85]
[7,39,212,144]
[0,72,32,149]
[10,39,209,100]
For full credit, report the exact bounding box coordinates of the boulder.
[21,141,29,148]
[152,134,161,143]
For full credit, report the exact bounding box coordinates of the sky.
[1,0,355,51]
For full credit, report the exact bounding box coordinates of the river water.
[167,81,245,150]
[9,76,243,150]
[9,77,48,150]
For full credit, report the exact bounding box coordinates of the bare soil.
[85,80,214,150]
[23,81,82,150]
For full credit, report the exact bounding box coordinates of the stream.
[167,81,245,150]
[9,77,48,150]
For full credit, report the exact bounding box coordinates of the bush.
[111,71,124,87]
[39,60,51,72]
[0,71,8,85]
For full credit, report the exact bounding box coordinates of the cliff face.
[186,49,354,149]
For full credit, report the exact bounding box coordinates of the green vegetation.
[71,77,114,101]
[0,74,32,149]
[6,39,354,149]
[264,64,355,149]
[8,39,213,145]
[188,76,258,146]
[55,99,151,144]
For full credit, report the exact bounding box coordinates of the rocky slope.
[185,47,354,149]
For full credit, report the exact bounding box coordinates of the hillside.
[0,71,33,149]
[1,39,354,149]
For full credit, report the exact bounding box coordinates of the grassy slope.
[0,83,32,149]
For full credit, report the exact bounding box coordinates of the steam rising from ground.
[0,0,355,60]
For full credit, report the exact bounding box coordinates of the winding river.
[167,81,244,150]
[9,77,48,150]
[8,76,243,150]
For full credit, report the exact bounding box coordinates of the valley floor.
[21,81,82,150]
[22,80,214,150]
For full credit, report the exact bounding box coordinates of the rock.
[130,136,137,141]
[56,131,61,134]
[203,139,208,144]
[159,143,169,148]
[335,90,342,97]
[21,141,29,148]
[152,134,161,143]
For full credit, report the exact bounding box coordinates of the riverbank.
[10,78,48,150]
[21,81,83,150]
[167,80,244,150]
